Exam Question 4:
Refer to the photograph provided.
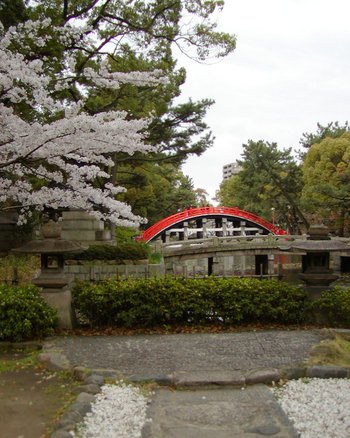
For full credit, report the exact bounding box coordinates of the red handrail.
[140,206,286,242]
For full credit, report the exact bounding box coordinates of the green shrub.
[0,284,57,341]
[72,277,309,328]
[65,243,149,262]
[115,226,141,242]
[312,287,350,327]
[148,251,162,264]
[0,254,40,284]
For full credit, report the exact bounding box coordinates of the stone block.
[95,229,111,240]
[37,352,70,371]
[73,366,90,381]
[306,365,349,379]
[84,374,105,386]
[68,401,92,417]
[73,384,101,395]
[61,229,97,241]
[149,264,165,276]
[61,219,103,231]
[173,370,245,387]
[59,410,83,425]
[280,367,306,380]
[245,368,280,385]
[61,211,98,221]
[51,430,74,438]
[76,392,95,404]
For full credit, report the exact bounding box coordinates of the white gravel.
[272,378,350,438]
[74,381,149,438]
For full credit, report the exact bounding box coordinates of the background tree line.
[216,122,350,236]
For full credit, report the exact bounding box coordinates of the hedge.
[0,284,57,341]
[64,243,149,262]
[312,286,350,327]
[72,277,310,328]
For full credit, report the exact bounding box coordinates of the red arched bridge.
[140,206,286,243]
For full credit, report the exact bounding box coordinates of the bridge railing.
[160,234,306,252]
[141,206,286,242]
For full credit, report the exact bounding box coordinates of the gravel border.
[73,382,149,438]
[272,378,350,438]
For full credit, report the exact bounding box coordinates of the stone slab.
[142,385,298,438]
[173,370,246,387]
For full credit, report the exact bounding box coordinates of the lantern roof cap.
[12,238,86,254]
[282,224,350,252]
[288,239,350,252]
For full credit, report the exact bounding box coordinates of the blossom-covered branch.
[0,18,166,225]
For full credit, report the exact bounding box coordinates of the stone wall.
[165,254,304,279]
[166,255,256,277]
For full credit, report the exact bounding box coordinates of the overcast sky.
[176,0,350,203]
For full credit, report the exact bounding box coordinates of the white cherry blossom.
[0,19,165,225]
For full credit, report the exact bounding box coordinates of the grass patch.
[44,370,81,432]
[307,332,350,368]
[0,346,40,372]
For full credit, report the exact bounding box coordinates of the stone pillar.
[196,219,203,239]
[268,254,275,275]
[183,221,189,240]
[212,256,224,276]
[331,254,341,274]
[202,219,208,238]
[165,260,175,275]
[222,218,228,237]
[39,285,74,329]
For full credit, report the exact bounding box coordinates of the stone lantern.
[13,220,85,328]
[287,224,350,298]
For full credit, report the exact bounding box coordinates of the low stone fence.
[64,262,165,281]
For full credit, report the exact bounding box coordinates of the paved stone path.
[142,386,298,438]
[43,330,324,437]
[50,330,322,380]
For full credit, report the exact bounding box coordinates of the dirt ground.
[0,346,78,438]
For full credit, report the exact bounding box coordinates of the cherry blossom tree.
[0,18,166,225]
